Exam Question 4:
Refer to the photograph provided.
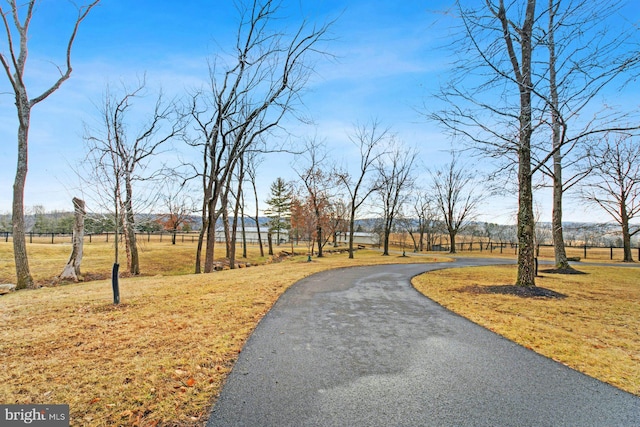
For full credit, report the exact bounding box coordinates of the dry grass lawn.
[412,263,640,397]
[0,243,449,426]
[0,239,226,285]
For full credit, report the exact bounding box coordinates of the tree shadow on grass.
[539,267,587,275]
[458,284,567,299]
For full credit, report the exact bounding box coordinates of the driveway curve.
[207,259,640,426]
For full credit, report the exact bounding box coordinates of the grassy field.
[0,241,449,426]
[1,241,638,426]
[0,238,226,285]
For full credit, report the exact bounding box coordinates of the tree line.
[2,0,639,290]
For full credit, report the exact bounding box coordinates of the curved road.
[207,258,640,426]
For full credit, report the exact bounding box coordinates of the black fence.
[392,240,640,261]
[0,231,269,246]
[0,231,194,244]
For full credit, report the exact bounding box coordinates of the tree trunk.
[12,93,34,290]
[122,220,132,272]
[60,198,86,282]
[552,174,571,268]
[408,231,418,252]
[517,148,536,286]
[195,218,206,274]
[222,193,231,259]
[241,200,247,259]
[621,207,633,262]
[204,198,217,273]
[448,229,457,254]
[514,0,537,287]
[316,225,323,257]
[382,224,391,256]
[548,0,571,271]
[229,174,244,269]
[228,214,237,270]
[383,232,389,255]
[124,179,139,275]
[348,207,356,259]
[129,225,139,275]
[251,178,264,257]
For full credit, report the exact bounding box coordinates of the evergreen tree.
[264,178,292,245]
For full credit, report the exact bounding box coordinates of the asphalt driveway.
[207,259,640,426]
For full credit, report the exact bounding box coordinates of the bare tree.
[541,0,640,270]
[84,79,184,274]
[0,0,100,289]
[245,152,265,257]
[582,133,640,262]
[431,152,482,254]
[324,197,349,248]
[376,141,416,256]
[294,139,336,258]
[186,0,332,273]
[431,0,539,286]
[290,195,316,257]
[337,120,387,258]
[410,191,440,252]
[161,184,195,245]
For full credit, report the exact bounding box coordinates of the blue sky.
[0,0,638,224]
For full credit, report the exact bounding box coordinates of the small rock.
[0,284,17,295]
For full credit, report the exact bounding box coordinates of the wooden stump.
[59,198,86,282]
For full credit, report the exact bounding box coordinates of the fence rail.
[391,240,640,262]
[0,231,271,246]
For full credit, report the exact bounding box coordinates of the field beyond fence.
[1,230,638,263]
